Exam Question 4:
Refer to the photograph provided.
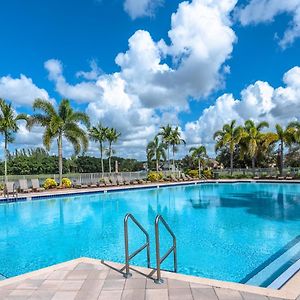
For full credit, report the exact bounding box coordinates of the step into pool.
[0,182,300,287]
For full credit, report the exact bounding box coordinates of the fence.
[213,167,300,177]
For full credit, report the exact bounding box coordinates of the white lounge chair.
[19,179,32,193]
[31,179,45,192]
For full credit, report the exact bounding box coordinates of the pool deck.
[0,257,299,300]
[2,178,300,202]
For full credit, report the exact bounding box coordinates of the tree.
[106,128,121,173]
[0,99,27,182]
[240,120,270,171]
[147,136,166,172]
[271,124,294,175]
[28,99,90,185]
[89,123,108,176]
[169,126,186,171]
[189,145,207,178]
[158,124,172,170]
[214,120,244,175]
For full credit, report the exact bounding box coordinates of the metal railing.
[154,215,177,284]
[122,213,150,278]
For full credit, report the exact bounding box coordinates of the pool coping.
[0,257,299,299]
[1,178,300,203]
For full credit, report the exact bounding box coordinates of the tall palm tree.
[89,123,108,176]
[214,120,244,175]
[241,120,269,171]
[28,98,90,185]
[106,128,121,173]
[147,136,166,172]
[158,124,172,170]
[287,121,300,142]
[0,99,28,182]
[271,124,294,175]
[169,126,186,171]
[189,145,207,178]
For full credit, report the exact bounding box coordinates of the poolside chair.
[170,174,178,182]
[103,177,112,186]
[88,180,98,188]
[4,182,18,199]
[31,179,45,192]
[97,179,106,187]
[181,174,189,181]
[277,175,285,180]
[117,175,130,185]
[19,179,32,193]
[109,176,119,186]
[130,178,139,185]
[73,179,88,189]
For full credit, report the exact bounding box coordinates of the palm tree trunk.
[100,142,104,177]
[172,145,175,171]
[230,150,233,175]
[198,158,201,179]
[156,159,159,172]
[252,156,255,175]
[280,141,284,176]
[58,134,63,186]
[4,135,8,183]
[108,142,112,174]
[167,144,170,171]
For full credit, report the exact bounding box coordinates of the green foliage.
[202,169,212,179]
[62,178,72,188]
[147,171,163,182]
[188,170,199,178]
[44,178,58,189]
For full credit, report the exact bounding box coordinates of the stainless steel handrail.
[122,213,150,278]
[154,215,177,284]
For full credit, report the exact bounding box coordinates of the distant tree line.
[0,148,143,175]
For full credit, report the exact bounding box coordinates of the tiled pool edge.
[0,257,298,299]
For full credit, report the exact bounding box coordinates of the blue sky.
[0,0,300,158]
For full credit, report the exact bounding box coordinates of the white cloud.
[76,60,102,80]
[184,66,300,154]
[45,59,102,103]
[0,74,52,107]
[124,0,163,19]
[42,0,238,159]
[238,0,300,48]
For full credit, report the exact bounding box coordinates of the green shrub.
[62,178,72,188]
[44,178,58,189]
[147,171,163,182]
[0,183,4,191]
[188,170,199,178]
[202,169,212,179]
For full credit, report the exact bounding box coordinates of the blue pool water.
[0,183,300,285]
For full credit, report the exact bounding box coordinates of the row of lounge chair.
[2,174,200,197]
[253,174,295,180]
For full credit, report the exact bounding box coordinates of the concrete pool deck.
[2,178,300,202]
[0,257,299,300]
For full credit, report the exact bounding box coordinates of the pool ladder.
[122,213,177,284]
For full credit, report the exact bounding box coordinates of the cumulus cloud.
[124,0,164,19]
[45,59,102,103]
[0,74,52,106]
[238,0,300,48]
[42,0,239,158]
[184,66,300,154]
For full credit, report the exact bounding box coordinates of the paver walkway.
[0,258,297,300]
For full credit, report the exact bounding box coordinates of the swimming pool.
[0,182,300,287]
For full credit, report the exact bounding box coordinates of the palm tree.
[89,123,108,177]
[158,124,172,170]
[271,124,294,175]
[0,99,28,182]
[241,120,270,171]
[28,98,90,185]
[147,136,166,172]
[189,145,207,178]
[214,120,244,175]
[106,128,121,173]
[169,126,186,171]
[287,121,300,142]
